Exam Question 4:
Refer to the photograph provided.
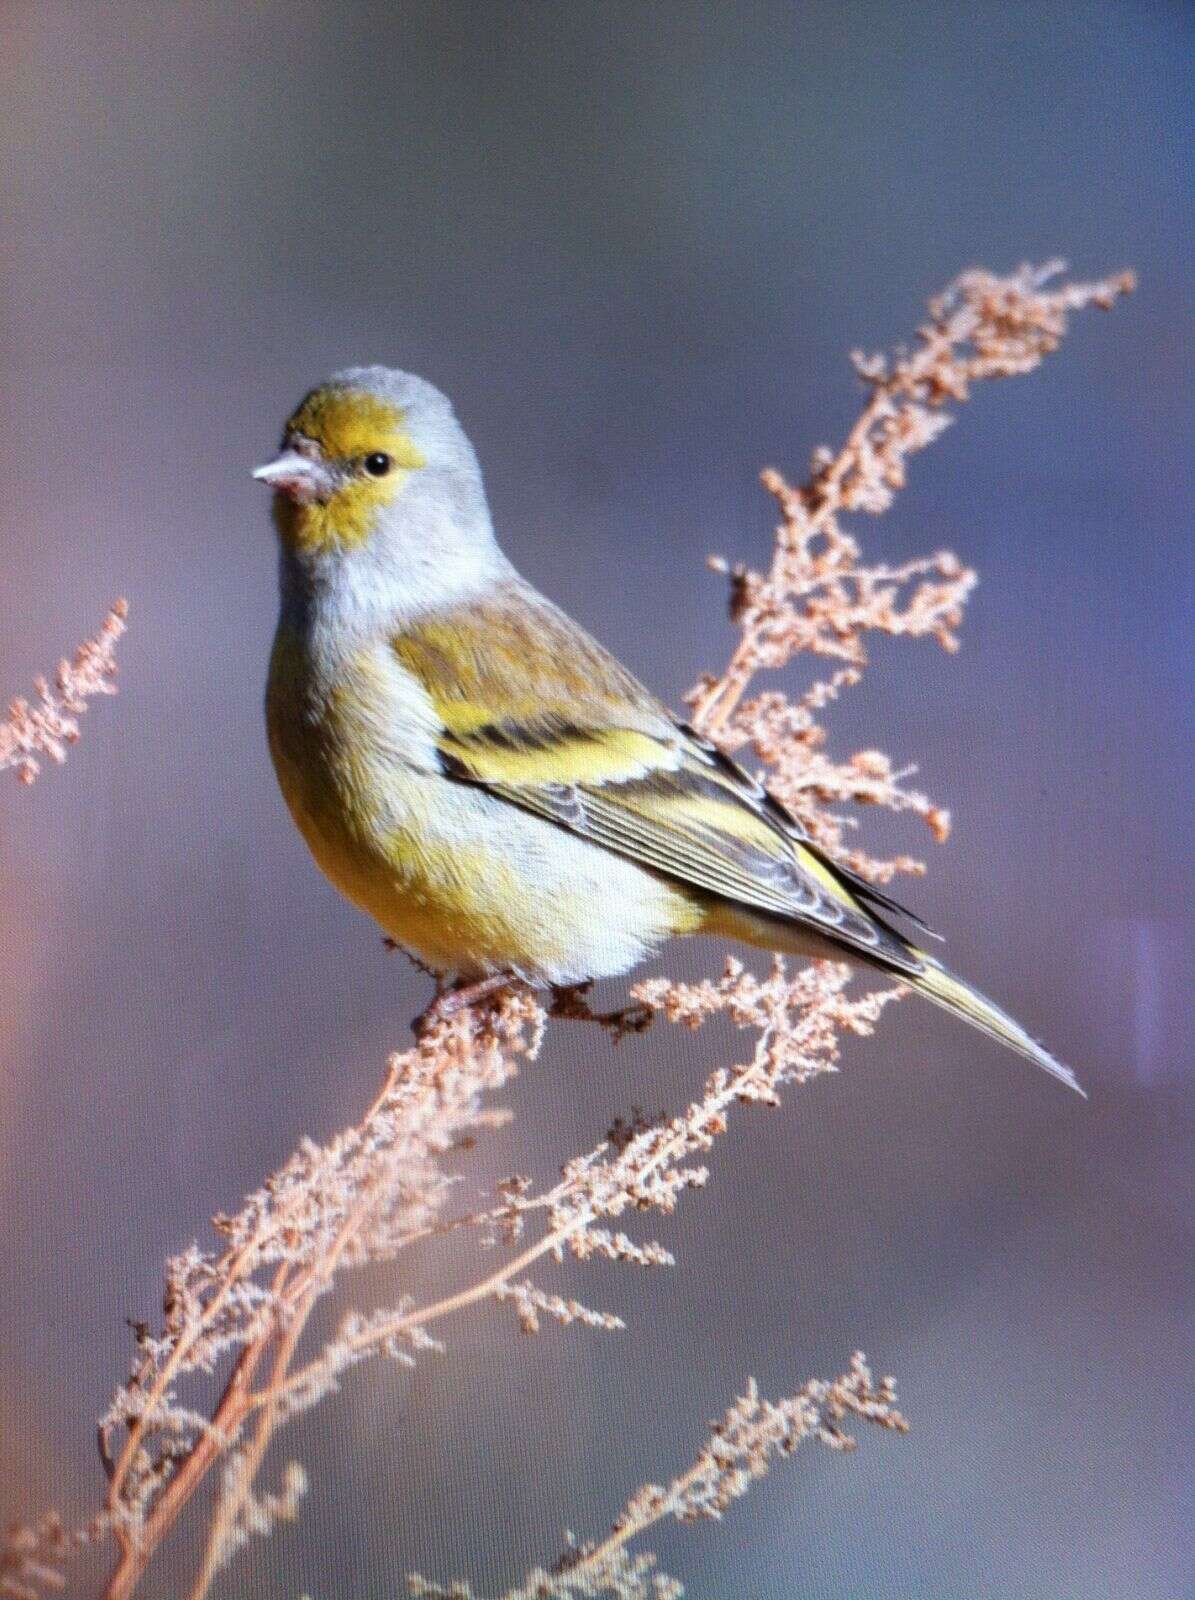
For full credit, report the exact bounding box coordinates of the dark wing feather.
[677,721,942,940]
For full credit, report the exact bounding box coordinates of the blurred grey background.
[0,2,1191,1596]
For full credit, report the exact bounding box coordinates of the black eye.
[363,452,393,478]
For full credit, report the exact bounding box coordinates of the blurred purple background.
[1,3,1191,1596]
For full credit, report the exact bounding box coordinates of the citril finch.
[256,366,1080,1093]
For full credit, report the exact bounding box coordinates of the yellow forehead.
[287,387,426,468]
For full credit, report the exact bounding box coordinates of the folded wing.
[393,584,928,977]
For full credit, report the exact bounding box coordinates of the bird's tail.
[906,951,1085,1096]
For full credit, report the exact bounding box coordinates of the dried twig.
[1,602,128,784]
[409,1354,908,1599]
[690,261,1133,877]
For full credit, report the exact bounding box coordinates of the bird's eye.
[363,452,393,478]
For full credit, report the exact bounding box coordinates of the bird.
[255,365,1082,1095]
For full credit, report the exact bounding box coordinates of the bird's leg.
[412,973,523,1038]
[548,981,654,1043]
[411,973,653,1044]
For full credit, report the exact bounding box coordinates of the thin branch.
[1,601,128,784]
[409,1354,909,1599]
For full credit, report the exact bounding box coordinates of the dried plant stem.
[409,1354,909,1598]
[186,1282,306,1600]
[103,1274,281,1600]
[186,1184,383,1600]
[692,395,899,738]
[1,601,128,784]
[105,1062,410,1600]
[286,1227,571,1386]
[103,1225,265,1496]
[691,260,1134,742]
[559,1355,910,1589]
[163,1024,718,1600]
[103,956,891,1600]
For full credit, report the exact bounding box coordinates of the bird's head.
[255,367,504,614]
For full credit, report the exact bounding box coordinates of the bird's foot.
[412,973,525,1038]
[548,981,654,1043]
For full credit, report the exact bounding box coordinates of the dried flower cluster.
[691,260,1133,879]
[0,601,128,784]
[96,996,545,1600]
[1,1515,72,1600]
[1,262,1130,1599]
[88,957,897,1600]
[408,1354,908,1599]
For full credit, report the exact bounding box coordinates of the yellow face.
[271,387,427,555]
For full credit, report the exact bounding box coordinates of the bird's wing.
[392,583,925,973]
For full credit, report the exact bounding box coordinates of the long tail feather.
[908,952,1085,1096]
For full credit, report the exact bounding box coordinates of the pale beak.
[252,450,335,503]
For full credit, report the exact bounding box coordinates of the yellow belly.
[265,629,700,982]
[279,769,548,975]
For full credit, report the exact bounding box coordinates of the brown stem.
[561,1457,709,1580]
[184,1059,412,1599]
[691,314,969,740]
[185,1283,318,1600]
[258,1219,582,1414]
[101,1288,282,1600]
[103,1224,268,1527]
[100,1063,413,1599]
[265,1060,721,1409]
